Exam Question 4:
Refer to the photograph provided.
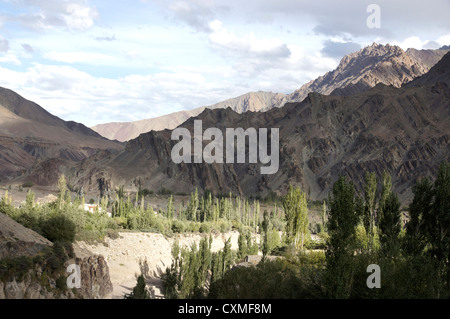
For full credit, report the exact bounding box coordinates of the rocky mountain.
[289,43,448,100]
[92,91,288,142]
[0,212,113,299]
[91,43,449,142]
[0,87,124,185]
[72,52,450,204]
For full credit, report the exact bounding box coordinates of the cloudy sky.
[0,0,449,127]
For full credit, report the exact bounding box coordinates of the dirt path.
[76,231,246,299]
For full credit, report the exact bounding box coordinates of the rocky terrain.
[0,87,124,186]
[92,91,288,142]
[0,212,113,299]
[91,43,449,142]
[70,51,450,204]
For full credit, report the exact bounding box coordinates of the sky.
[0,0,449,127]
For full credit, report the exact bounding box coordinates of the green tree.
[124,275,153,299]
[187,189,199,221]
[41,215,76,243]
[325,176,361,298]
[363,172,377,252]
[167,195,175,219]
[237,230,248,260]
[261,210,270,257]
[57,174,68,210]
[378,192,401,256]
[282,185,310,251]
[25,189,35,210]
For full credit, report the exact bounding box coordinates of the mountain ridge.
[91,43,449,142]
[0,87,124,185]
[73,51,450,203]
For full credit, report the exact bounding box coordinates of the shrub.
[139,188,153,197]
[22,181,34,188]
[40,215,76,243]
[171,220,186,233]
[158,187,173,195]
[219,221,231,233]
[199,223,211,233]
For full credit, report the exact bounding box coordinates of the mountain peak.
[289,43,446,101]
[406,51,450,87]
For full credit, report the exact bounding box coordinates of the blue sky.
[0,0,449,127]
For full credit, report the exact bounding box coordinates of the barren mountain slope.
[0,87,124,184]
[72,52,450,204]
[91,43,448,142]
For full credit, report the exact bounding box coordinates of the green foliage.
[158,187,173,195]
[282,185,310,251]
[162,236,214,299]
[325,176,361,298]
[208,258,321,299]
[22,181,34,188]
[124,275,154,299]
[40,215,76,243]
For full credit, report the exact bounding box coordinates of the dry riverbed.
[77,231,247,299]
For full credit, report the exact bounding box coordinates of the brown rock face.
[90,43,449,142]
[73,52,450,204]
[0,87,124,184]
[0,213,113,299]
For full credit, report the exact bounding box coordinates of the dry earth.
[77,230,256,299]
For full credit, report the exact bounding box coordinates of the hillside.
[92,92,287,142]
[0,212,113,299]
[0,87,124,185]
[71,52,450,204]
[91,43,449,142]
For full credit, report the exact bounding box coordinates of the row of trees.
[157,162,449,299]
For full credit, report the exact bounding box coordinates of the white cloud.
[0,36,9,53]
[8,0,98,32]
[0,62,243,126]
[64,3,98,31]
[0,53,21,65]
[208,20,290,59]
[43,51,114,64]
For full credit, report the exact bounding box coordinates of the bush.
[219,221,231,233]
[40,215,76,243]
[22,181,34,188]
[139,188,153,197]
[171,220,186,233]
[158,187,173,195]
[199,223,211,233]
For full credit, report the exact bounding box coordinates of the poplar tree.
[363,172,377,252]
[25,189,35,210]
[187,188,199,221]
[325,176,361,298]
[167,194,175,219]
[57,174,68,210]
[378,192,401,256]
[282,185,309,251]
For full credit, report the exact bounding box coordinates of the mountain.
[289,43,448,99]
[0,87,124,185]
[92,91,287,142]
[72,52,450,203]
[405,50,450,87]
[91,43,449,142]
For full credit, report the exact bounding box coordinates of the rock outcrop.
[0,212,113,299]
